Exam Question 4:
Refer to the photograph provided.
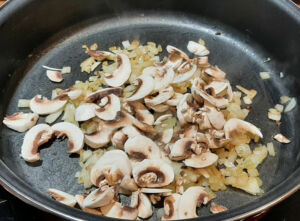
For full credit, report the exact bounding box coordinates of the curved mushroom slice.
[187,41,210,56]
[224,118,263,139]
[158,128,174,144]
[120,175,138,192]
[193,56,209,68]
[140,188,172,194]
[95,94,121,120]
[87,50,114,61]
[85,87,122,103]
[75,195,102,216]
[64,88,82,100]
[122,125,141,138]
[104,54,131,87]
[111,130,127,149]
[205,81,229,96]
[21,124,53,162]
[176,93,194,125]
[132,159,174,187]
[124,135,161,161]
[205,132,228,149]
[126,101,154,125]
[203,66,226,80]
[205,106,226,130]
[165,92,183,106]
[126,74,155,101]
[127,113,157,134]
[47,188,76,207]
[101,202,138,220]
[162,194,181,220]
[178,186,210,219]
[75,103,98,122]
[137,192,153,219]
[46,70,63,82]
[172,62,197,84]
[102,111,133,129]
[274,133,291,143]
[184,152,218,168]
[146,103,170,113]
[85,126,114,149]
[210,202,228,214]
[183,124,198,138]
[83,187,115,208]
[90,150,132,186]
[166,45,190,62]
[30,95,68,115]
[52,122,84,153]
[3,112,39,132]
[169,138,197,161]
[154,114,173,126]
[145,86,174,106]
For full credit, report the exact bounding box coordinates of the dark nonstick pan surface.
[0,0,300,220]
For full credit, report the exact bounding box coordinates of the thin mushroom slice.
[75,103,98,122]
[52,122,84,153]
[154,114,173,126]
[187,41,210,56]
[183,124,199,138]
[172,62,197,84]
[3,112,39,132]
[85,126,114,149]
[47,188,76,207]
[85,87,122,103]
[102,111,133,129]
[224,118,263,139]
[205,81,229,96]
[145,86,174,106]
[184,152,218,168]
[83,187,115,208]
[169,138,197,161]
[140,188,172,194]
[210,202,228,214]
[75,195,102,216]
[46,70,64,82]
[178,186,210,219]
[166,45,190,61]
[100,202,138,220]
[162,194,181,220]
[146,102,170,113]
[274,133,291,143]
[126,74,155,101]
[126,101,154,125]
[87,50,114,61]
[122,125,141,138]
[63,88,82,100]
[159,128,174,144]
[193,56,209,68]
[165,92,184,106]
[104,54,131,87]
[120,175,138,192]
[205,106,226,130]
[111,130,127,149]
[30,95,68,115]
[137,192,153,219]
[21,124,53,162]
[132,159,174,188]
[203,66,226,80]
[95,94,121,120]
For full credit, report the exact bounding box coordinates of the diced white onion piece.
[259,72,271,79]
[122,40,130,49]
[274,104,284,112]
[18,99,30,108]
[284,98,296,112]
[280,96,291,104]
[61,66,71,74]
[279,72,284,78]
[267,142,275,157]
[45,109,63,124]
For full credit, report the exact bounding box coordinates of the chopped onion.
[280,96,291,104]
[61,66,71,74]
[267,142,275,157]
[17,99,30,108]
[122,40,130,49]
[279,72,284,78]
[259,72,271,79]
[274,104,284,112]
[45,109,63,124]
[268,108,281,121]
[284,97,296,112]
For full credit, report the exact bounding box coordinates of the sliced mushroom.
[87,50,114,61]
[30,95,67,115]
[75,195,102,216]
[178,186,210,219]
[146,102,170,113]
[132,159,174,187]
[47,188,76,207]
[177,93,195,125]
[101,111,133,129]
[83,187,115,208]
[205,106,226,130]
[184,152,218,168]
[104,54,131,87]
[274,133,291,143]
[126,101,154,125]
[75,103,98,121]
[172,62,197,84]
[193,56,209,68]
[52,122,84,153]
[126,74,155,101]
[64,88,82,100]
[166,45,190,62]
[101,202,138,220]
[187,41,210,56]
[120,175,138,192]
[122,125,141,138]
[165,92,183,106]
[183,124,198,138]
[3,112,39,132]
[90,150,132,186]
[111,130,127,149]
[21,124,53,162]
[154,114,173,125]
[210,202,228,214]
[159,128,174,144]
[203,66,226,80]
[128,113,157,134]
[95,94,121,120]
[140,188,172,194]
[85,87,122,103]
[46,70,63,82]
[85,126,114,148]
[205,81,229,96]
[124,135,161,161]
[224,118,263,139]
[137,192,153,219]
[162,194,181,220]
[205,132,228,149]
[169,138,197,161]
[145,86,174,106]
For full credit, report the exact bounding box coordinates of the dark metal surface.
[0,0,299,220]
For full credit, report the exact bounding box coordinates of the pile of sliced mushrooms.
[4,39,291,220]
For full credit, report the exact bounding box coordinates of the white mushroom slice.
[193,56,209,68]
[165,93,183,106]
[95,94,121,120]
[47,188,76,207]
[184,152,218,168]
[210,202,228,214]
[101,202,138,220]
[137,192,153,219]
[166,45,190,61]
[104,54,131,87]
[132,159,174,187]
[178,186,210,219]
[75,195,102,216]
[162,194,181,220]
[127,113,157,134]
[154,114,173,125]
[126,101,154,125]
[205,81,229,96]
[111,130,127,149]
[177,93,193,125]
[172,63,197,84]
[160,128,174,144]
[85,126,114,148]
[203,66,226,80]
[145,86,174,106]
[124,135,161,161]
[140,188,172,194]
[46,70,63,82]
[83,187,115,208]
[30,95,67,115]
[85,87,122,103]
[87,50,114,61]
[3,112,39,132]
[120,175,138,192]
[102,111,133,129]
[64,88,82,100]
[122,125,141,138]
[169,138,196,161]
[183,125,198,138]
[146,103,170,113]
[274,133,291,143]
[21,124,53,162]
[126,74,155,101]
[205,106,226,130]
[187,41,210,56]
[224,118,263,139]
[75,103,98,121]
[193,87,228,108]
[90,150,132,186]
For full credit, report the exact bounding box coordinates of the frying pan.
[0,0,299,220]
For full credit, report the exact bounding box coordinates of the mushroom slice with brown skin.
[122,125,141,138]
[90,150,132,186]
[176,93,195,125]
[95,94,121,120]
[145,86,174,106]
[178,186,210,219]
[52,122,84,153]
[132,159,174,187]
[82,186,115,208]
[46,70,63,82]
[85,125,114,148]
[85,87,122,103]
[187,41,210,56]
[169,138,197,161]
[224,118,263,139]
[126,101,154,125]
[120,175,138,192]
[100,202,138,220]
[203,66,226,80]
[162,194,181,220]
[75,195,102,216]
[165,92,183,106]
[102,111,133,129]
[204,106,226,130]
[30,95,68,115]
[193,56,209,68]
[184,152,218,168]
[210,202,228,214]
[205,81,229,96]
[274,133,291,143]
[75,103,98,121]
[87,50,114,61]
[47,188,76,207]
[140,188,172,194]
[159,128,174,144]
[154,114,173,125]
[21,124,53,162]
[104,54,131,87]
[126,74,155,101]
[3,112,39,132]
[124,135,161,161]
[111,130,127,149]
[136,192,153,219]
[146,102,170,113]
[183,124,198,138]
[166,45,190,61]
[172,62,197,84]
[205,132,228,149]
